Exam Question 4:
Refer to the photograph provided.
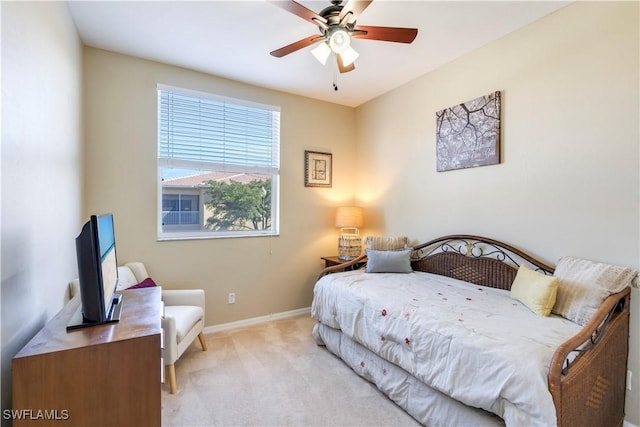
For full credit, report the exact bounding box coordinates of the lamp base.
[338,233,362,260]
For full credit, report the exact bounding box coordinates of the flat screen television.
[67,213,123,331]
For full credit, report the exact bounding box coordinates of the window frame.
[156,84,280,241]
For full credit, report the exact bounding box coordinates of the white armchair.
[68,262,208,394]
[161,288,208,394]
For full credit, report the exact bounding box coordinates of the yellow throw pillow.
[510,264,559,316]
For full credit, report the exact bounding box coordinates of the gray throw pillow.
[365,249,412,273]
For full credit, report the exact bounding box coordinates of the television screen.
[68,213,122,330]
[97,214,118,314]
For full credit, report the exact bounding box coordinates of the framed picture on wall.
[304,151,332,188]
[436,91,501,172]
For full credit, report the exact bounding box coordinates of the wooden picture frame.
[304,151,332,187]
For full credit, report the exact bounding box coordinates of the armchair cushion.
[165,305,204,342]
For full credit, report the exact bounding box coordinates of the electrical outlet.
[627,370,632,391]
[228,292,236,304]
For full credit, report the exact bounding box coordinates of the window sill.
[157,231,280,241]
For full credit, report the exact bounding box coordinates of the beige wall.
[355,2,639,423]
[83,48,357,326]
[0,1,83,421]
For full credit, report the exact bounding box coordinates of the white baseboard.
[624,421,638,427]
[203,306,311,334]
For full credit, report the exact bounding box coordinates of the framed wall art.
[304,150,332,188]
[436,91,501,172]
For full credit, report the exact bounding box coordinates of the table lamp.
[335,206,364,260]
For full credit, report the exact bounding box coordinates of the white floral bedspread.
[311,270,582,427]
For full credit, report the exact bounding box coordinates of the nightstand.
[321,256,346,268]
[321,256,367,270]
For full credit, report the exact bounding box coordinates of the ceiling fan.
[270,0,418,73]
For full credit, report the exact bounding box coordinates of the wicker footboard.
[549,288,630,427]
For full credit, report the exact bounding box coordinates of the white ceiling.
[68,1,569,107]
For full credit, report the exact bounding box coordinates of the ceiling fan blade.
[270,1,328,26]
[337,54,355,73]
[338,0,373,24]
[270,35,324,58]
[352,25,418,43]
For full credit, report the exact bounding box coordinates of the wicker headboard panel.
[410,235,554,291]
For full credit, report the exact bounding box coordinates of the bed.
[311,235,633,427]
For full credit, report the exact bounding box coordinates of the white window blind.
[157,85,280,240]
[158,87,280,174]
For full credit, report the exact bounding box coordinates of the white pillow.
[365,249,412,273]
[116,266,139,290]
[552,256,637,325]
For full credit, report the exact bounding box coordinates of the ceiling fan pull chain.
[333,69,339,91]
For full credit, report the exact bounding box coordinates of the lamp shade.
[339,46,359,67]
[335,206,363,228]
[311,42,331,65]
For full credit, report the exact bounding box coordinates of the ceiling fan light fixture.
[270,0,418,76]
[328,28,351,54]
[340,46,359,67]
[311,42,332,65]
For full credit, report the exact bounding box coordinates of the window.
[157,85,280,240]
[162,193,200,228]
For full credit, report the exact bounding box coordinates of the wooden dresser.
[12,287,162,426]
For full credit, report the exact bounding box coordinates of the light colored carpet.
[161,315,421,427]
